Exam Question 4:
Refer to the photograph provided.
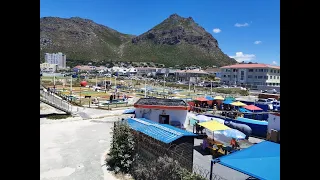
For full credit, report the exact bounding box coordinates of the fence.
[40,89,73,114]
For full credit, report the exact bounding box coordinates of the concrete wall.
[135,108,188,128]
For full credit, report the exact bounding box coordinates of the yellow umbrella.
[198,121,231,131]
[213,96,224,100]
[230,101,247,106]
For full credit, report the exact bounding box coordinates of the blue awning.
[212,141,279,180]
[222,100,234,104]
[126,118,197,143]
[205,96,214,100]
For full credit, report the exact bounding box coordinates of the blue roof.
[236,117,268,125]
[126,118,197,143]
[222,100,234,104]
[239,108,252,113]
[213,141,279,180]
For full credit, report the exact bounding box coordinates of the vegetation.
[40,15,236,67]
[131,155,206,180]
[106,121,136,174]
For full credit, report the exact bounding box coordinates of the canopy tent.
[195,97,209,101]
[211,141,280,180]
[215,129,246,140]
[230,101,247,106]
[123,108,135,114]
[198,121,231,131]
[244,105,263,111]
[213,96,224,100]
[222,100,234,105]
[205,96,214,100]
[195,115,212,122]
[239,108,252,113]
[224,97,236,101]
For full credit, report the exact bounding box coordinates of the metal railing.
[40,90,73,114]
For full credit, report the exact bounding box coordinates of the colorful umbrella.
[195,97,208,101]
[230,101,247,106]
[195,115,212,122]
[215,129,246,140]
[213,96,224,100]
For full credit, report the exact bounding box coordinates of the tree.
[106,121,136,174]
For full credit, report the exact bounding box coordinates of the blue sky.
[40,0,280,65]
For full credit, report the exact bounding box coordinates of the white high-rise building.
[45,52,66,68]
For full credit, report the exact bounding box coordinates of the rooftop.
[134,98,188,106]
[126,118,196,143]
[213,141,280,180]
[221,63,280,69]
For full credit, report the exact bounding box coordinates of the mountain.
[40,17,134,64]
[40,14,237,67]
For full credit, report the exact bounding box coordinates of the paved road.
[40,117,119,180]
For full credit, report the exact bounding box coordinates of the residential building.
[45,52,67,68]
[220,63,280,87]
[175,69,209,83]
[40,63,58,73]
[136,67,158,76]
[204,67,221,78]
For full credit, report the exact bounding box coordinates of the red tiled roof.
[221,63,280,69]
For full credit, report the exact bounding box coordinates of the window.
[228,75,230,77]
[233,69,237,72]
[270,70,273,73]
[255,76,257,79]
[223,75,226,77]
[264,69,268,72]
[278,70,280,73]
[255,69,258,72]
[248,69,254,72]
[259,69,263,72]
[264,76,267,79]
[234,75,237,78]
[277,76,279,79]
[258,76,263,79]
[270,76,273,79]
[248,75,252,78]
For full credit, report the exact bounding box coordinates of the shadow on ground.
[194,145,212,156]
[40,113,70,119]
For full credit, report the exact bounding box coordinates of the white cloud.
[272,61,277,65]
[212,28,221,33]
[234,23,249,27]
[229,52,256,62]
[254,41,262,44]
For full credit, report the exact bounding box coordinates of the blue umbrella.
[215,129,246,140]
[205,96,214,100]
[123,108,135,114]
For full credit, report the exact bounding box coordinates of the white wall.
[267,114,280,133]
[135,108,188,128]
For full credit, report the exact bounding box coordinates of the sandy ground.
[40,103,132,180]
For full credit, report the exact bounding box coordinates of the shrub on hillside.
[106,121,136,174]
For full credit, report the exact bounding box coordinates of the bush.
[106,121,136,174]
[131,155,206,180]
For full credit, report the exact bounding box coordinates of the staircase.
[40,88,74,115]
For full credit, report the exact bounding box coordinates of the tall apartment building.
[220,63,280,87]
[45,52,66,68]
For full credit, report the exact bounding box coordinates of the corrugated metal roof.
[126,118,196,143]
[213,141,279,180]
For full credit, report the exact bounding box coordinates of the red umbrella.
[195,97,208,101]
[244,105,262,111]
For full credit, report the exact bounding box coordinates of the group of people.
[109,92,128,103]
